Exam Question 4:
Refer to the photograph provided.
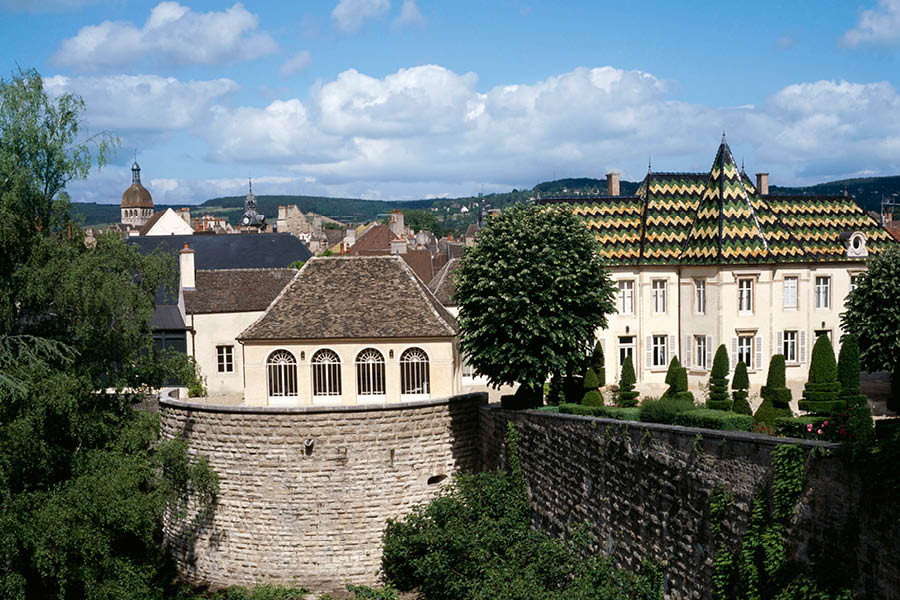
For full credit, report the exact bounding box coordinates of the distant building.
[121,161,154,228]
[139,208,194,236]
[239,181,267,232]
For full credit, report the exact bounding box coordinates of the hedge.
[558,403,640,421]
[674,409,753,432]
[875,418,900,441]
[775,416,827,439]
[639,395,695,425]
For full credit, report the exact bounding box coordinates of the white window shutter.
[731,337,738,370]
[777,331,784,356]
[755,335,763,371]
[684,336,692,368]
[706,336,713,369]
[669,334,677,362]
[799,330,807,363]
[645,336,653,368]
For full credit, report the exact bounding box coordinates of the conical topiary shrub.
[583,367,603,407]
[731,361,752,415]
[838,334,867,409]
[755,354,793,428]
[707,345,731,410]
[670,364,695,404]
[662,356,682,399]
[617,355,639,407]
[800,335,842,415]
[591,341,606,388]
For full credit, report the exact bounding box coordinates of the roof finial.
[722,130,727,144]
[647,155,652,174]
[248,176,252,195]
[741,156,745,174]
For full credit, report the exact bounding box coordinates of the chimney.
[390,238,408,255]
[179,207,191,226]
[179,243,195,290]
[756,173,769,196]
[606,172,620,196]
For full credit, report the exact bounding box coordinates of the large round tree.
[455,203,617,394]
[842,245,900,411]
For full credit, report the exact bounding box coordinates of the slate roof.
[184,268,296,314]
[542,138,896,265]
[428,258,460,306]
[129,233,312,269]
[240,255,458,341]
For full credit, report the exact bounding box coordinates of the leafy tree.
[0,69,215,599]
[455,203,617,392]
[731,361,752,415]
[582,367,603,407]
[617,355,639,407]
[800,335,842,415]
[590,340,605,387]
[842,246,900,411]
[707,345,731,411]
[402,209,440,235]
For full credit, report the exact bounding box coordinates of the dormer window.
[841,231,868,258]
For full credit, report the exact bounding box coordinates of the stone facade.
[159,393,484,592]
[480,406,900,600]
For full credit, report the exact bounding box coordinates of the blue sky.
[2,0,900,205]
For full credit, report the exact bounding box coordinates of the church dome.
[121,161,154,209]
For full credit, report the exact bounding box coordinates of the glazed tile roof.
[543,138,896,265]
[239,255,458,341]
[184,268,296,314]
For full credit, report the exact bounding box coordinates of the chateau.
[541,137,896,388]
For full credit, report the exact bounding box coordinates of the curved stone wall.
[159,393,484,592]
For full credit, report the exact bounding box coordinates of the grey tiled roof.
[239,255,458,341]
[428,257,460,307]
[185,269,296,314]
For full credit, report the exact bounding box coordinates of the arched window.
[267,349,297,400]
[311,349,341,400]
[400,347,430,399]
[356,348,385,401]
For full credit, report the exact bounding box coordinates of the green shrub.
[617,355,639,407]
[583,367,603,406]
[753,399,792,433]
[730,361,749,414]
[501,384,542,410]
[837,334,867,409]
[346,584,400,600]
[545,373,562,406]
[775,416,828,439]
[875,418,900,441]
[558,403,640,421]
[591,340,606,387]
[674,409,753,432]
[536,405,560,412]
[563,375,585,404]
[639,395,695,425]
[662,356,682,398]
[761,354,793,415]
[707,345,730,410]
[800,335,842,415]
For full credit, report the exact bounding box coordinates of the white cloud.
[394,0,425,28]
[52,2,277,69]
[842,0,900,47]
[44,74,238,131]
[279,50,312,79]
[331,0,389,33]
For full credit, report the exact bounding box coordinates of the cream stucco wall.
[241,338,461,406]
[189,311,264,395]
[598,262,865,393]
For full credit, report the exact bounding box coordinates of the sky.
[2,0,900,205]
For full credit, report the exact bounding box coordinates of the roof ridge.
[196,267,297,273]
[238,261,310,340]
[394,255,458,336]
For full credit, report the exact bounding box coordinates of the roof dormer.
[840,231,868,258]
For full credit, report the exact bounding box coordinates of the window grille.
[267,350,297,398]
[312,349,342,398]
[355,348,385,398]
[400,347,430,398]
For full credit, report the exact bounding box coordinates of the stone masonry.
[159,393,483,592]
[480,406,900,600]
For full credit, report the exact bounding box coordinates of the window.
[617,280,634,315]
[695,335,708,370]
[850,274,859,292]
[783,331,797,363]
[267,350,297,399]
[694,279,706,314]
[311,349,341,399]
[216,345,234,373]
[651,334,667,368]
[461,353,477,378]
[783,276,798,309]
[618,336,635,371]
[814,329,832,343]
[738,278,753,313]
[400,347,430,398]
[737,336,752,368]
[355,348,385,399]
[815,276,830,309]
[652,280,667,314]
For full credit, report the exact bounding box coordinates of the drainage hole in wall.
[427,474,447,485]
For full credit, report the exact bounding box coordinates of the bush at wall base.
[674,409,753,432]
[706,345,731,411]
[558,403,640,421]
[800,335,843,415]
[639,395,695,425]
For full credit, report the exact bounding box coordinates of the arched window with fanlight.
[267,349,297,402]
[400,347,430,400]
[355,348,385,402]
[311,349,341,402]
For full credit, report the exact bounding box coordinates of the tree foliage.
[590,340,605,387]
[582,367,603,407]
[731,362,752,415]
[0,69,215,600]
[617,355,639,407]
[455,203,617,390]
[707,345,731,411]
[800,335,842,415]
[401,209,440,235]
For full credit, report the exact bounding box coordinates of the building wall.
[160,393,484,592]
[146,209,194,236]
[189,311,264,395]
[600,262,863,394]
[241,338,461,406]
[480,406,900,600]
[121,206,153,228]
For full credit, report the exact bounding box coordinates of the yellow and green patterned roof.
[543,138,896,265]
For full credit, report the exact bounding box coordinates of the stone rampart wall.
[480,406,900,600]
[159,393,484,592]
